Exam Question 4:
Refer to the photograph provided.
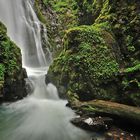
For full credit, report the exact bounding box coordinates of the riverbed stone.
[71,115,113,132]
[105,127,137,140]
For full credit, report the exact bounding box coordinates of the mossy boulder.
[47,24,122,102]
[34,0,103,51]
[0,22,27,102]
[46,0,140,106]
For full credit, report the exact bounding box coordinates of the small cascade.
[26,67,59,100]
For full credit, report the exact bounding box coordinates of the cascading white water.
[0,0,51,68]
[0,0,100,140]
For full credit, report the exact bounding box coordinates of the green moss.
[0,22,21,81]
[80,104,97,113]
[42,0,78,29]
[41,0,140,105]
[0,64,5,81]
[34,0,48,24]
[48,24,120,101]
[124,64,140,73]
[96,0,140,66]
[95,0,110,22]
[67,90,79,103]
[0,22,7,35]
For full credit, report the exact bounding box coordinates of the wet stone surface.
[104,127,137,140]
[71,113,140,140]
[71,116,113,132]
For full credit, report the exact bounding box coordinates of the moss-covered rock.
[42,0,140,106]
[47,24,122,102]
[0,22,27,102]
[34,0,78,55]
[34,0,103,51]
[95,0,140,66]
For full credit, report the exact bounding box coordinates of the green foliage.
[43,0,77,13]
[0,64,5,81]
[0,39,21,77]
[49,25,119,100]
[34,0,47,24]
[0,22,21,81]
[0,22,7,37]
[95,0,140,66]
[42,0,78,28]
[76,0,94,13]
[126,35,135,52]
[43,0,140,105]
[124,64,140,73]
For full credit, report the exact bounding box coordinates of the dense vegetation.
[36,0,140,106]
[0,0,139,138]
[0,22,27,101]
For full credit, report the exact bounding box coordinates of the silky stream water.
[0,0,102,140]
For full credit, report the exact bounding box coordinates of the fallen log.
[72,100,140,125]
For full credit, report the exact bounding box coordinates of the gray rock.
[71,116,113,132]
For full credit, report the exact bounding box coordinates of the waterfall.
[0,0,97,140]
[0,0,51,68]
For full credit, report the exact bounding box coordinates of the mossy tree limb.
[74,100,140,125]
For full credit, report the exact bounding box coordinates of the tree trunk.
[73,100,140,125]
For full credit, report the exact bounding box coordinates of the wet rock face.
[3,68,27,101]
[34,0,64,51]
[71,114,139,139]
[0,22,27,102]
[71,116,113,132]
